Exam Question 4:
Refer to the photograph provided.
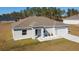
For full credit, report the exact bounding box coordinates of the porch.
[37,35,62,41]
[35,28,52,38]
[34,28,62,41]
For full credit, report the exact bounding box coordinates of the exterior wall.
[55,27,68,35]
[12,27,56,40]
[12,27,68,40]
[63,20,79,24]
[37,27,68,41]
[45,27,56,36]
[45,27,68,36]
[12,28,35,40]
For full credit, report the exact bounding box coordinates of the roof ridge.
[12,16,68,28]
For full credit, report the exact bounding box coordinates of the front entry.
[35,29,41,37]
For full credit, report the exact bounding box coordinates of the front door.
[35,29,41,37]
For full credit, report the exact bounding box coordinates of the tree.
[67,8,79,17]
[0,7,79,22]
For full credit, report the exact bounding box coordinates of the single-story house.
[12,16,68,41]
[63,14,79,24]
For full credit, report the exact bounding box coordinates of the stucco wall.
[12,29,35,40]
[12,27,68,40]
[63,20,79,24]
[12,27,56,40]
[45,27,56,36]
[46,27,68,36]
[56,27,68,35]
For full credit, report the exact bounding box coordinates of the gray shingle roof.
[12,16,68,29]
[63,14,79,20]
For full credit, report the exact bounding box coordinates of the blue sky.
[0,7,79,15]
[0,7,26,15]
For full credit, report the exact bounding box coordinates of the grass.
[10,38,79,51]
[0,23,12,40]
[0,23,13,50]
[0,23,39,50]
[13,38,39,49]
[68,25,79,36]
[0,23,79,51]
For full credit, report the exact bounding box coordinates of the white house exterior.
[12,16,68,41]
[63,14,79,24]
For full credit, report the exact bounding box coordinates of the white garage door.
[56,27,68,35]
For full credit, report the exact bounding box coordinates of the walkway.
[62,34,79,43]
[37,35,62,42]
[37,34,79,43]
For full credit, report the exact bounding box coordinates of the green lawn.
[0,23,79,51]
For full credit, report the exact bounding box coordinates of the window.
[22,29,27,35]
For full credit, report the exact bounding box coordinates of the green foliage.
[67,8,79,17]
[0,7,79,22]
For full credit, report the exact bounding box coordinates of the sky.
[0,7,26,15]
[0,7,79,15]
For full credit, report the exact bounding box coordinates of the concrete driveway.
[62,34,79,43]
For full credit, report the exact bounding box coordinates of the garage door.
[56,27,68,35]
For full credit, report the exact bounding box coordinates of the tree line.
[0,7,79,21]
